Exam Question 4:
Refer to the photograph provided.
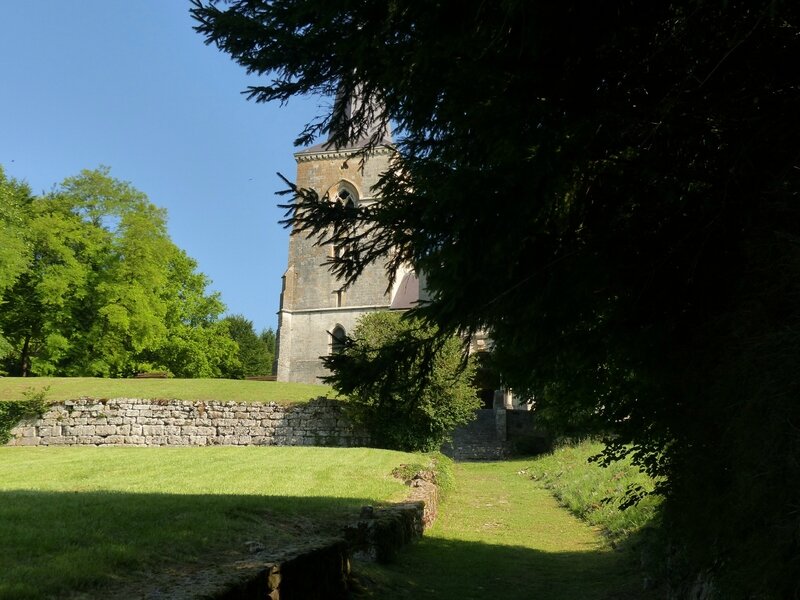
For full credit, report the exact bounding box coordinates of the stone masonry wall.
[8,397,370,448]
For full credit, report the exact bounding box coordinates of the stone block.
[37,425,61,438]
[95,425,117,436]
[142,425,165,436]
[14,436,40,446]
[48,436,72,446]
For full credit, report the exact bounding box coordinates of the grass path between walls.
[0,377,332,403]
[0,446,415,599]
[354,459,648,600]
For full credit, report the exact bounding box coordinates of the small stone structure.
[212,476,440,599]
[442,408,550,460]
[7,397,369,448]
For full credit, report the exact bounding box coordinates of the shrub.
[323,312,480,452]
[0,386,50,444]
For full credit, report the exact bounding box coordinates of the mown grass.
[355,459,646,599]
[0,376,332,404]
[0,446,415,599]
[522,441,661,546]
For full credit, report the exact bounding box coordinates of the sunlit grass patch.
[0,376,332,404]
[0,446,414,599]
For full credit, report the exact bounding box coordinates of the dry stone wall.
[8,397,369,448]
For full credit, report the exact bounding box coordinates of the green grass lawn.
[0,446,415,599]
[0,376,332,404]
[355,459,651,600]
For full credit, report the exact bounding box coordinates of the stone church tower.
[275,97,405,384]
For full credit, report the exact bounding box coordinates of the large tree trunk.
[20,334,31,377]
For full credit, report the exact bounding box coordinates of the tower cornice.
[294,144,394,164]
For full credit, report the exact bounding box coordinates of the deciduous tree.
[0,167,235,378]
[221,314,272,377]
[0,168,33,360]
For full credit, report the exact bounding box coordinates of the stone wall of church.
[277,306,387,384]
[7,397,369,447]
[287,148,393,312]
[277,145,395,384]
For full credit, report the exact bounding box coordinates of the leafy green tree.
[0,167,235,378]
[0,168,33,360]
[193,1,800,594]
[139,249,240,378]
[323,311,479,452]
[221,314,272,377]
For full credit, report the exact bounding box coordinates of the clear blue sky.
[0,1,325,332]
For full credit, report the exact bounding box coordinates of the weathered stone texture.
[276,145,395,384]
[7,398,369,448]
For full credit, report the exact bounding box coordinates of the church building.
[275,96,417,384]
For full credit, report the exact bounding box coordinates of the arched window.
[330,325,346,354]
[329,182,358,258]
[336,188,356,208]
[332,181,358,208]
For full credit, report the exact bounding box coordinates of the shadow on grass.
[354,535,647,600]
[0,489,373,600]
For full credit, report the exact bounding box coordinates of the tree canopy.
[221,314,274,378]
[192,1,800,595]
[0,167,239,378]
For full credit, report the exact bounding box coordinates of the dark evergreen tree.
[323,311,479,452]
[192,2,800,595]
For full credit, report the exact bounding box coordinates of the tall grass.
[523,440,661,546]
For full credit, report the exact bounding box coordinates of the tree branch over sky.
[192,1,800,595]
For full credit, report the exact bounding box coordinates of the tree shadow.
[353,535,651,600]
[0,489,373,599]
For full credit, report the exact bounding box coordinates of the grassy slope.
[523,441,661,546]
[0,446,414,599]
[0,376,332,403]
[356,459,645,600]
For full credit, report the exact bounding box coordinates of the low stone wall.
[7,397,369,448]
